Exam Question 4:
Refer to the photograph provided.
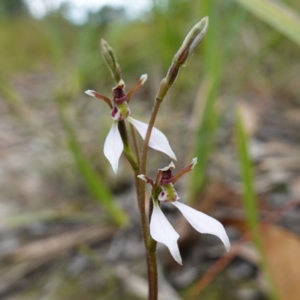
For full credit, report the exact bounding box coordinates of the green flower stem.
[139,96,163,242]
[127,76,176,300]
[129,123,140,165]
[123,147,139,171]
[118,121,148,240]
[137,60,182,299]
[137,96,163,300]
[147,251,158,300]
[137,68,178,300]
[119,119,157,300]
[148,197,157,253]
[118,121,139,171]
[139,97,163,176]
[148,196,154,226]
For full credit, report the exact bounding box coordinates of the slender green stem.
[138,97,163,247]
[122,65,178,300]
[135,97,163,300]
[140,97,163,175]
[118,121,139,171]
[130,123,140,165]
[134,171,158,300]
[147,251,158,300]
[118,122,143,231]
[135,166,150,252]
[119,119,158,300]
[148,196,154,226]
[148,197,158,253]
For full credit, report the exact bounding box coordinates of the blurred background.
[0,0,300,299]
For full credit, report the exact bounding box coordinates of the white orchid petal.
[150,202,182,265]
[103,122,124,173]
[172,201,230,251]
[127,117,177,160]
[159,161,175,171]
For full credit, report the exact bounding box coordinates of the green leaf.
[235,0,300,47]
[235,109,280,300]
[235,110,258,231]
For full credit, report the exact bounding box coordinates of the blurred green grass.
[1,0,300,238]
[235,108,280,300]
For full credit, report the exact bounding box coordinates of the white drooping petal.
[172,201,230,251]
[127,117,177,160]
[150,202,182,265]
[103,121,124,173]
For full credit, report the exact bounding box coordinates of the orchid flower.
[138,158,230,265]
[85,75,176,173]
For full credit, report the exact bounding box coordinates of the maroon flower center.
[113,87,127,104]
[160,170,174,185]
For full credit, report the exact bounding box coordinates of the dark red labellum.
[160,170,174,185]
[113,87,127,104]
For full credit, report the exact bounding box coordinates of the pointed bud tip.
[188,17,209,55]
[202,16,209,25]
[85,90,95,97]
[100,38,110,49]
[196,16,209,30]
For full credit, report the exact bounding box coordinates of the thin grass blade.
[235,0,300,47]
[235,109,279,300]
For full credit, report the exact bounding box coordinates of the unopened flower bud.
[173,16,209,67]
[100,39,122,83]
[164,17,209,90]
